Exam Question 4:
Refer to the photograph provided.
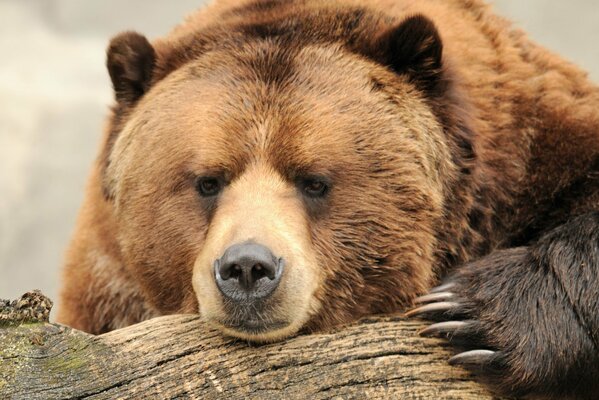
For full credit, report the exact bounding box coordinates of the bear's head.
[103,8,471,342]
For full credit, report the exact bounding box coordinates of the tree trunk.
[0,291,505,399]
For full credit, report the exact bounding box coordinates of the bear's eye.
[196,177,223,197]
[300,177,329,198]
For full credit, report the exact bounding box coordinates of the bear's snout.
[191,163,321,341]
[214,241,284,303]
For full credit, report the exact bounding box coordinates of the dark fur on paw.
[408,213,599,399]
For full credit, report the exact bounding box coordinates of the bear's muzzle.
[213,241,287,332]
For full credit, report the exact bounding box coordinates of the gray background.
[1,1,598,319]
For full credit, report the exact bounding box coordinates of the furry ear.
[107,32,156,106]
[375,15,444,93]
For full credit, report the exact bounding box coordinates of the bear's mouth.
[218,302,290,334]
[223,318,290,334]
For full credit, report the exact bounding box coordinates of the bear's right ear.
[106,32,156,106]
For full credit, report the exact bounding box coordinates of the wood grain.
[0,292,505,399]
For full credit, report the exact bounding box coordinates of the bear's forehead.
[124,43,406,179]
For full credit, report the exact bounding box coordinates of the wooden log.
[0,292,506,399]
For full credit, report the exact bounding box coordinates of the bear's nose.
[214,242,284,301]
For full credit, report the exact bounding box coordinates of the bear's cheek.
[113,185,206,314]
[191,165,323,342]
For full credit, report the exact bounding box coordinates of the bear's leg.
[57,256,158,334]
[408,212,599,399]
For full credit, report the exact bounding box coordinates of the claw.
[415,292,454,304]
[419,321,469,337]
[430,282,456,293]
[449,350,495,366]
[405,301,460,317]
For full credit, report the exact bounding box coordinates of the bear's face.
[106,16,454,341]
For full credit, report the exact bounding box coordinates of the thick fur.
[58,0,599,397]
[420,213,599,399]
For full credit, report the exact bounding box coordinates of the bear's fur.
[58,0,599,397]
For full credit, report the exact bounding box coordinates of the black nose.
[214,242,284,301]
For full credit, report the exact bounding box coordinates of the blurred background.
[1,0,598,319]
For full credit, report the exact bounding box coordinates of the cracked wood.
[0,312,507,399]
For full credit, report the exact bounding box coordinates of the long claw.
[405,301,460,317]
[449,350,495,366]
[419,321,469,337]
[415,292,454,304]
[430,282,456,293]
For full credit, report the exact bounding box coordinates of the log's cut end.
[0,290,53,325]
[0,292,507,399]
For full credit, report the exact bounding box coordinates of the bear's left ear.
[106,32,156,106]
[374,14,443,93]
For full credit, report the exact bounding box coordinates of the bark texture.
[0,292,506,399]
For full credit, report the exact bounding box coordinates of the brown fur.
[58,0,599,344]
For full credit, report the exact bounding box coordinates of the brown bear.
[57,0,599,398]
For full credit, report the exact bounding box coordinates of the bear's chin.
[210,318,303,343]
